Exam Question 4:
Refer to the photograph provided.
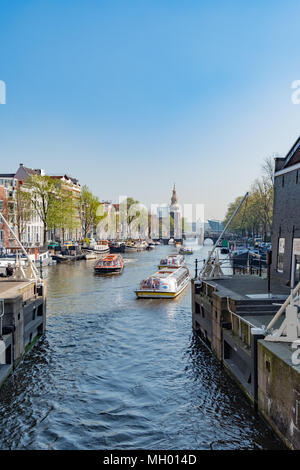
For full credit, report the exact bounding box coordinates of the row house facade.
[0,164,82,248]
[0,165,44,247]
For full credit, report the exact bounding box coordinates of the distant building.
[0,165,45,246]
[208,219,223,232]
[0,164,83,247]
[15,164,45,245]
[97,202,120,240]
[271,136,300,285]
[169,184,182,239]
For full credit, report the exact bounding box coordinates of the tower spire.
[171,183,178,205]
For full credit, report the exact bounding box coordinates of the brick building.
[271,136,300,285]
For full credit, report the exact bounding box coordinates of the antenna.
[199,192,249,279]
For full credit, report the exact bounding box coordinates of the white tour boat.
[91,240,110,253]
[135,267,190,299]
[158,254,186,270]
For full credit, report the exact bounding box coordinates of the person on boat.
[6,263,14,277]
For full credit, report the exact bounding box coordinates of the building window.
[296,170,299,184]
[292,238,300,285]
[277,237,285,272]
[282,175,285,187]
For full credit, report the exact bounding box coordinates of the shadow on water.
[0,243,285,449]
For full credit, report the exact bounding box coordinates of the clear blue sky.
[1,0,300,219]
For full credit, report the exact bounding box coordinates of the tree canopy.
[223,156,274,241]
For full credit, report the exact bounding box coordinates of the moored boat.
[179,247,193,255]
[135,267,190,299]
[158,254,186,270]
[125,242,138,252]
[94,254,124,274]
[93,240,110,253]
[84,251,98,260]
[134,240,148,251]
[109,241,126,253]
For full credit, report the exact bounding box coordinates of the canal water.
[0,242,284,449]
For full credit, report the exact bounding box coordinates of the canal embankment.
[0,244,285,449]
[192,273,300,449]
[0,279,46,388]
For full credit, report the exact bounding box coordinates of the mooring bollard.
[40,258,43,279]
[259,258,262,277]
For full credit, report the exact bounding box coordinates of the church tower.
[169,184,181,239]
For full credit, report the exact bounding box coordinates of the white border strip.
[275,161,300,177]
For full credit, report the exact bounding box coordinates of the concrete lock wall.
[257,341,300,449]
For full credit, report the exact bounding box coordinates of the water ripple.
[0,245,284,449]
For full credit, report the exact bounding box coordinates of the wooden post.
[267,250,272,293]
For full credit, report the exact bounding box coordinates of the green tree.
[223,156,274,241]
[56,188,80,243]
[26,175,62,244]
[123,197,140,238]
[80,185,102,239]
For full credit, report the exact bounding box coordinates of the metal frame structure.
[198,192,248,280]
[265,280,300,343]
[0,211,39,281]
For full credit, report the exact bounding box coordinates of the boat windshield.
[139,267,188,290]
[97,258,121,266]
[160,255,183,266]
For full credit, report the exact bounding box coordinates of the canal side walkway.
[0,279,47,388]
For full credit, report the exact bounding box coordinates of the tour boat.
[94,254,124,274]
[90,240,110,253]
[179,247,193,255]
[125,242,138,252]
[135,267,190,299]
[158,254,186,270]
[134,241,148,251]
[168,238,175,245]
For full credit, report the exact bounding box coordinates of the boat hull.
[125,246,138,252]
[109,245,126,253]
[135,280,189,299]
[52,254,85,263]
[157,264,186,270]
[94,267,123,274]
